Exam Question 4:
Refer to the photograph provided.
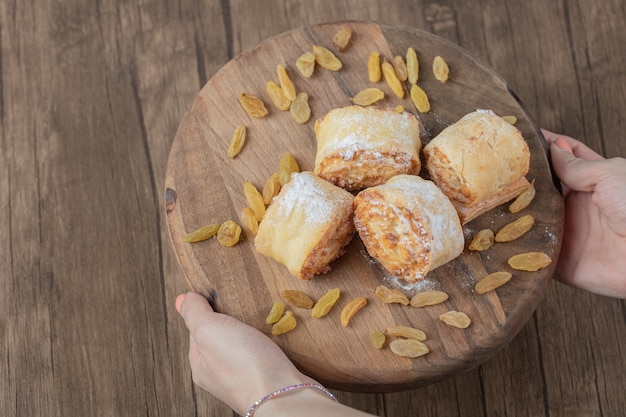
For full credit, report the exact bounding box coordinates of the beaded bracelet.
[244,382,339,416]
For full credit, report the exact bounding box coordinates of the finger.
[175,293,186,314]
[542,129,604,161]
[177,292,216,334]
[562,139,604,161]
[541,128,561,145]
[549,142,606,193]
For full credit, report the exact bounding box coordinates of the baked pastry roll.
[353,175,464,283]
[424,110,530,224]
[255,172,355,280]
[313,105,422,191]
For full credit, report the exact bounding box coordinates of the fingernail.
[175,293,187,314]
[550,142,570,155]
[554,137,573,152]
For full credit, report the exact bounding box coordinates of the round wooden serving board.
[164,21,564,392]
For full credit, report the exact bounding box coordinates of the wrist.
[236,367,312,415]
[251,383,339,417]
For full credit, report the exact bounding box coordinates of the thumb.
[550,142,606,193]
[176,292,216,334]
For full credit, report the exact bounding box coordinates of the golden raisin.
[289,92,311,124]
[262,173,282,205]
[227,125,246,158]
[374,285,409,305]
[509,179,536,213]
[311,288,341,318]
[389,339,429,358]
[410,83,430,113]
[433,55,449,82]
[238,93,268,118]
[277,64,297,101]
[183,223,220,243]
[410,291,449,307]
[386,325,427,341]
[312,45,342,71]
[240,207,259,234]
[370,329,386,349]
[393,55,408,81]
[495,215,535,242]
[468,229,495,251]
[265,301,285,324]
[502,115,518,125]
[367,51,381,82]
[243,181,266,221]
[280,289,315,309]
[508,252,552,271]
[439,311,471,328]
[406,47,419,84]
[279,153,300,185]
[332,26,352,51]
[475,271,512,294]
[340,297,367,327]
[295,52,316,78]
[266,80,291,111]
[351,88,385,106]
[382,60,405,98]
[271,310,297,336]
[216,220,242,247]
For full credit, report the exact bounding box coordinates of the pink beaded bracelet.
[244,382,338,416]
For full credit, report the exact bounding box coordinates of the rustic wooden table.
[1,1,624,416]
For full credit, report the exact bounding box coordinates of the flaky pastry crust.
[314,105,422,191]
[424,110,530,224]
[353,175,464,282]
[255,172,355,280]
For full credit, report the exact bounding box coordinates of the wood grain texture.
[164,21,564,392]
[1,0,624,416]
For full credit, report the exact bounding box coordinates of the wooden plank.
[0,0,228,415]
[129,1,233,415]
[30,0,167,412]
[1,0,624,416]
[1,0,56,414]
[498,2,626,417]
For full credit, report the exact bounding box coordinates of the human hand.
[176,292,377,416]
[543,129,626,298]
[175,292,318,415]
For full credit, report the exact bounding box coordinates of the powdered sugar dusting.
[384,175,463,261]
[384,273,438,293]
[357,245,438,292]
[318,107,420,160]
[275,172,349,224]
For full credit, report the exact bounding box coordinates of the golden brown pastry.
[313,105,422,191]
[353,175,464,283]
[423,110,530,224]
[255,172,355,280]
